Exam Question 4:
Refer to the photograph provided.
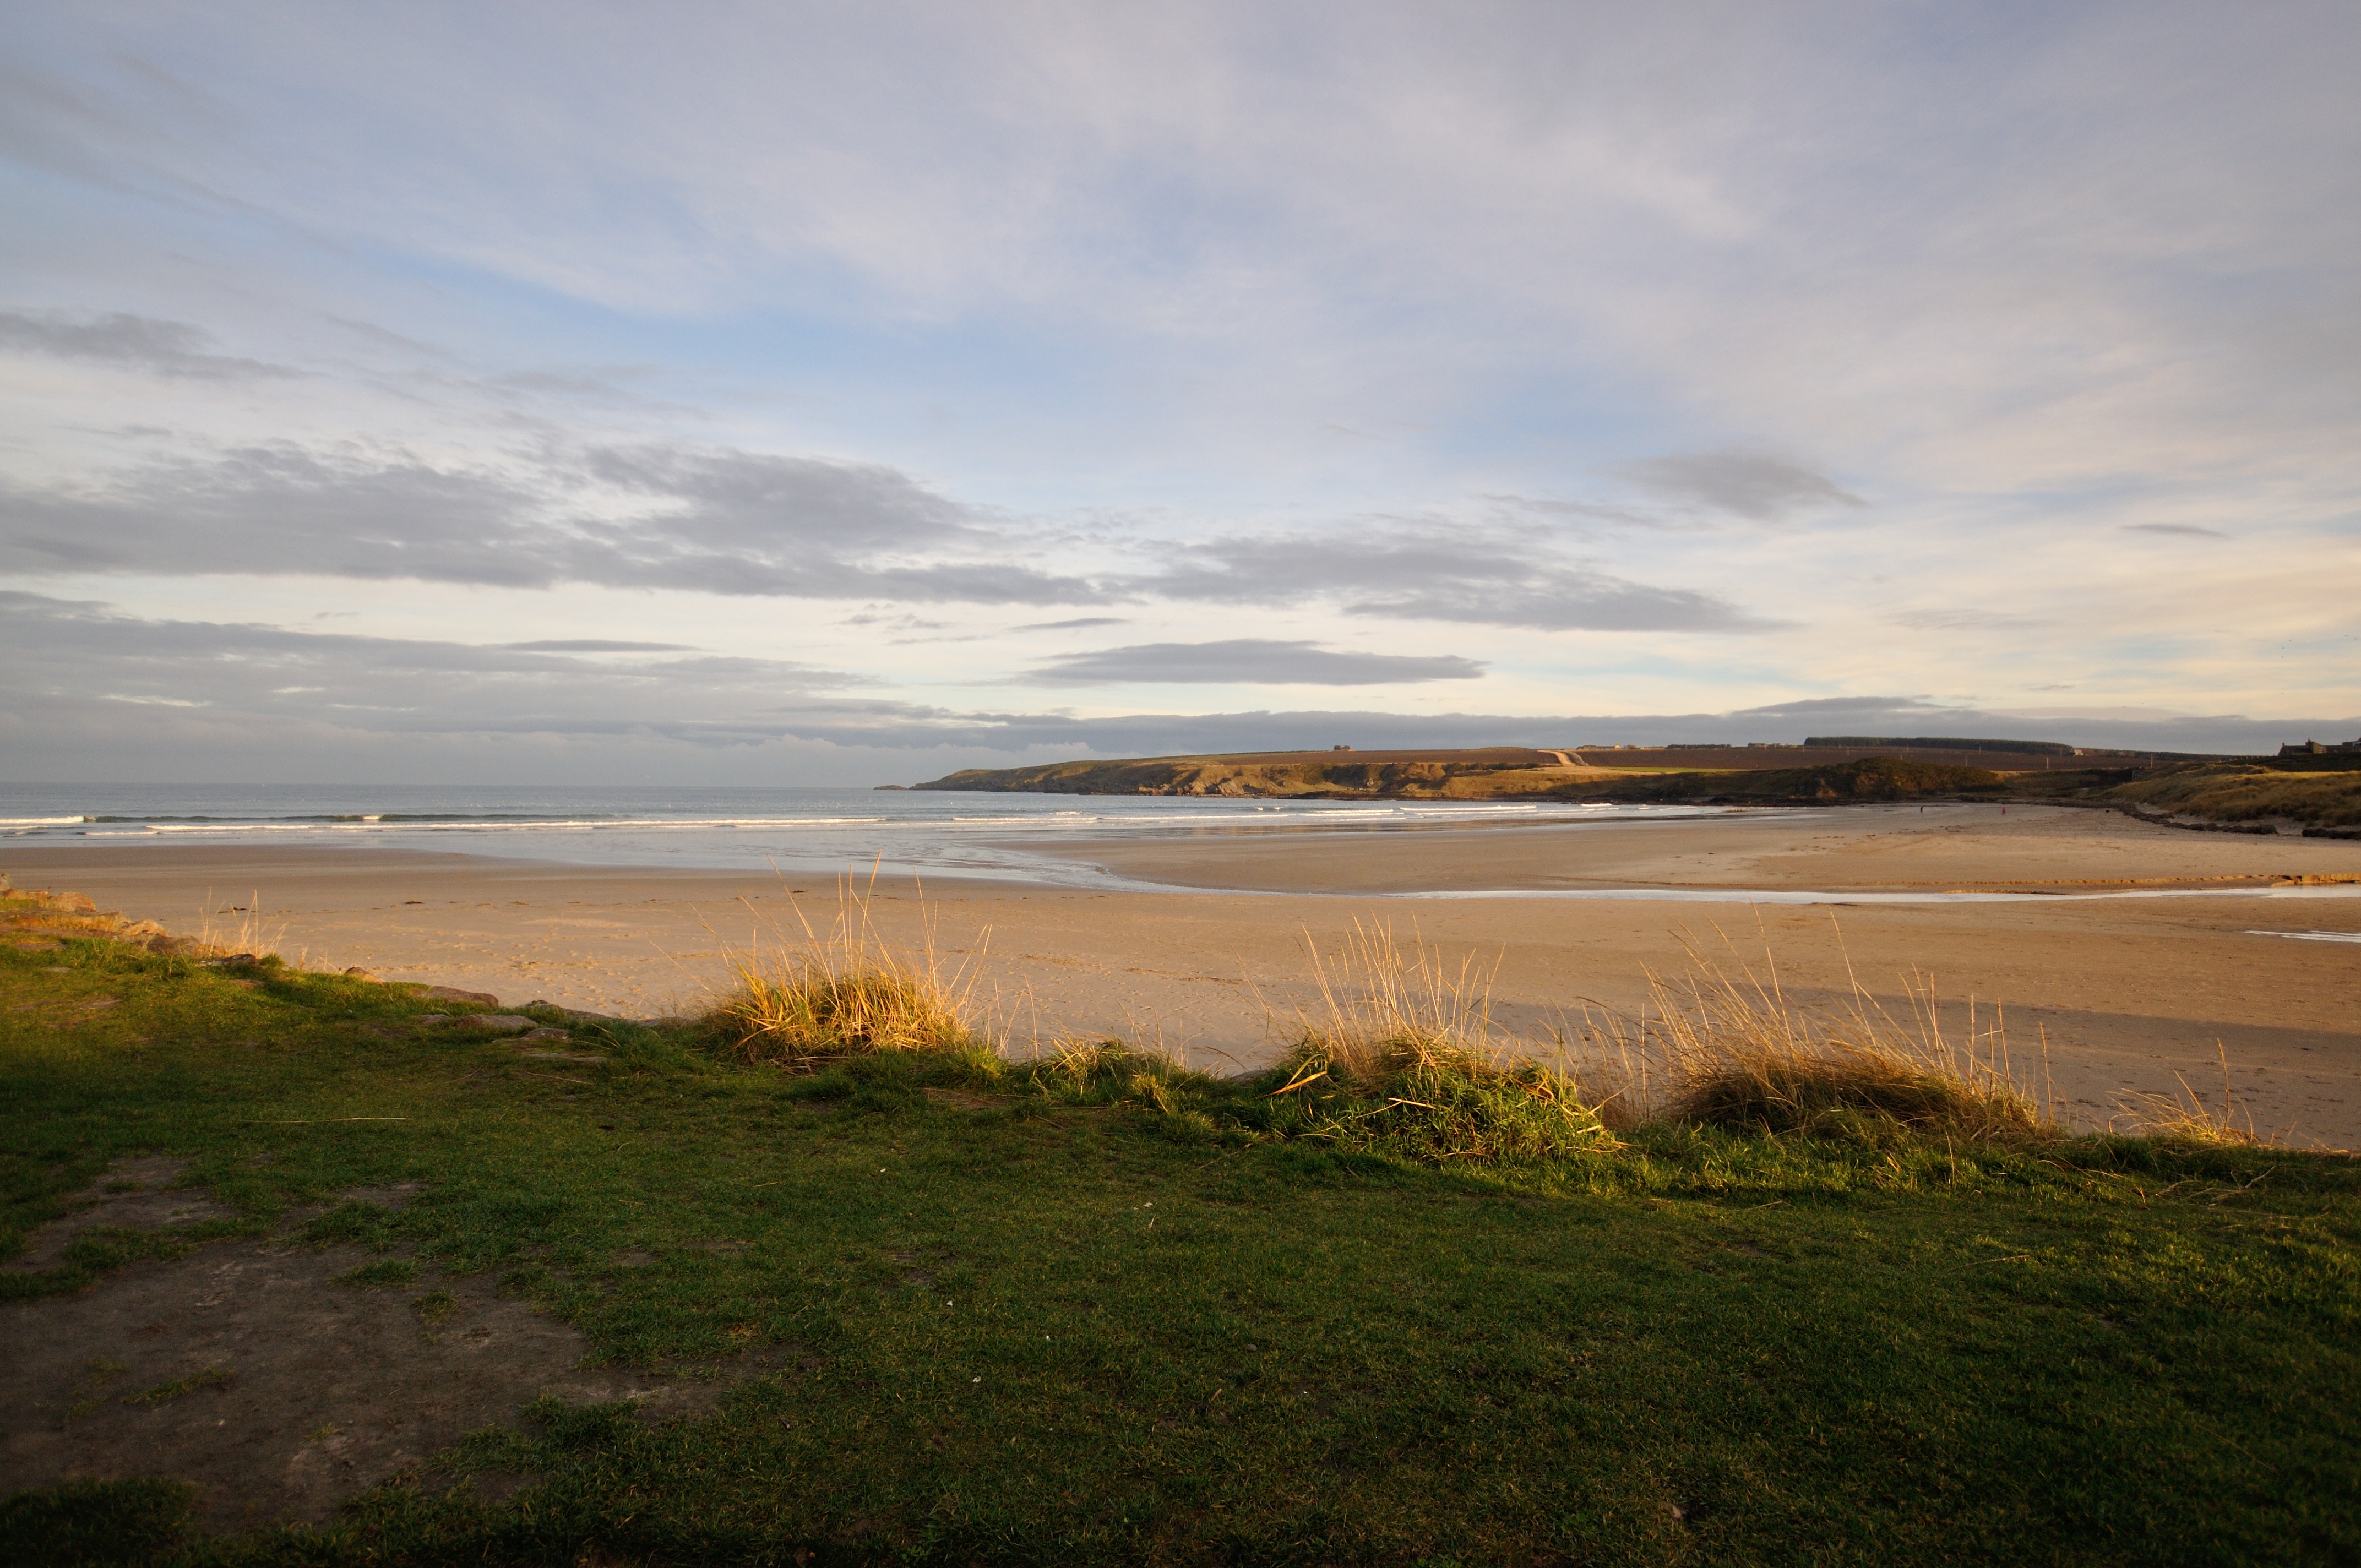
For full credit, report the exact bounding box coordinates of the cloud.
[0,589,875,750]
[501,639,694,652]
[1141,529,1777,632]
[5,7,2359,758]
[1027,639,1486,686]
[1346,580,1772,634]
[0,442,1781,631]
[1013,616,1129,631]
[0,442,1106,604]
[1888,607,2047,633]
[1616,453,1863,520]
[1482,494,1658,529]
[4,593,2351,780]
[0,309,297,380]
[2123,522,2228,538]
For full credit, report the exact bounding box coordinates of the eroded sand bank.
[10,804,2359,1144]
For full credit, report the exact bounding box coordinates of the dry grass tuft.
[1568,929,2050,1144]
[2106,1045,2259,1145]
[1271,922,1618,1159]
[708,870,990,1067]
[1039,1037,1212,1112]
[1286,919,1508,1087]
[195,888,286,960]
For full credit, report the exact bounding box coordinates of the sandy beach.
[10,802,2359,1145]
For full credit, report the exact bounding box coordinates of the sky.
[3,1,2357,783]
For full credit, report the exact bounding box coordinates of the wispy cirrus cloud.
[0,309,299,380]
[1139,530,1777,633]
[1614,452,1863,520]
[2123,522,2228,538]
[0,443,1106,605]
[0,590,875,750]
[1013,616,1129,632]
[0,440,1774,629]
[1028,638,1484,687]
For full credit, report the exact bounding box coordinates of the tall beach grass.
[705,869,993,1068]
[695,879,2274,1158]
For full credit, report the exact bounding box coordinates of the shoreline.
[7,802,2360,1145]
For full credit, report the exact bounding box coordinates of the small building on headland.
[2281,738,2361,755]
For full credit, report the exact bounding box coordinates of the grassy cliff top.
[911,753,2009,804]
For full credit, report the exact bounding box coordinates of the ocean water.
[7,786,2355,908]
[0,783,1755,890]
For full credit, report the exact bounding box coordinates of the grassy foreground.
[4,928,2359,1565]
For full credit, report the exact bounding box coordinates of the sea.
[5,785,2354,907]
[0,782,1750,891]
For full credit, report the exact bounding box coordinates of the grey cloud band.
[0,438,1778,631]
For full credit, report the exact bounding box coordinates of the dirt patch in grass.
[3,1156,231,1273]
[0,1161,785,1534]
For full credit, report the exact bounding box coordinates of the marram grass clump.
[1256,1039,1615,1162]
[706,876,989,1066]
[698,888,2270,1163]
[1239,921,1619,1161]
[1037,1037,1218,1111]
[1625,945,2051,1145]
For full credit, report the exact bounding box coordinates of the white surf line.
[2245,928,2361,943]
[992,865,2361,902]
[1379,884,2361,906]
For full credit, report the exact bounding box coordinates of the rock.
[53,892,96,914]
[421,985,501,1006]
[416,1013,450,1025]
[120,921,167,939]
[0,872,11,892]
[516,1027,571,1042]
[343,967,383,982]
[455,1015,535,1034]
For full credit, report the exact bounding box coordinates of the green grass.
[1580,756,2006,805]
[3,935,2358,1564]
[122,1368,234,1407]
[2101,762,2361,830]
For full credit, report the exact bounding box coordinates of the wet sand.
[9,804,2359,1145]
